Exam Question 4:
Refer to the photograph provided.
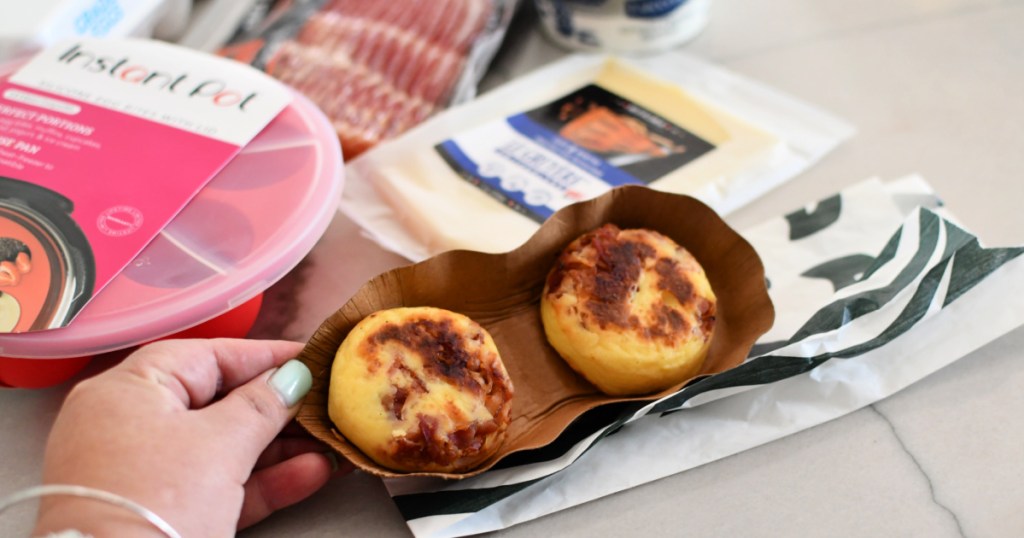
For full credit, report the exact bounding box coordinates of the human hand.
[32,338,351,537]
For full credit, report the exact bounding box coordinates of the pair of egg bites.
[329,224,718,474]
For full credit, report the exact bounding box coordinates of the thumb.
[200,360,313,467]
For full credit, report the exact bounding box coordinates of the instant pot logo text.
[56,43,259,111]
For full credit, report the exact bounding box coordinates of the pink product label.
[0,80,241,332]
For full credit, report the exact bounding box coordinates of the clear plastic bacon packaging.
[220,0,521,159]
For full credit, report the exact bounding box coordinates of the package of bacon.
[220,0,521,159]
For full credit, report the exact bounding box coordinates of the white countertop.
[3,1,1024,536]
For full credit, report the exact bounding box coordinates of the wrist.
[33,496,169,538]
[0,485,181,538]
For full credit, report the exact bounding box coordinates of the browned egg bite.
[328,307,514,473]
[540,223,717,396]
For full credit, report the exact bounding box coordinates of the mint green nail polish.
[325,451,340,473]
[269,360,312,407]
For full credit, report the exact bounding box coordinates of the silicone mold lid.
[0,80,344,358]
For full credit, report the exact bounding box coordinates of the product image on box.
[0,176,94,332]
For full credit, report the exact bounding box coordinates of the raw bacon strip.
[267,42,436,158]
[322,0,489,52]
[427,0,466,49]
[447,0,491,53]
[296,12,464,105]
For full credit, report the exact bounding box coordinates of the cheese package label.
[436,83,716,222]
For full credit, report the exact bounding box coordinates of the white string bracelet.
[0,484,181,538]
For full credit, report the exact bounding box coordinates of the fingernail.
[268,360,312,407]
[325,451,341,473]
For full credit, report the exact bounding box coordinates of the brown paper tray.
[296,185,775,479]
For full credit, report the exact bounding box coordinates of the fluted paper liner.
[296,186,774,479]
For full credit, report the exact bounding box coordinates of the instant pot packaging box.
[0,37,290,334]
[0,37,347,387]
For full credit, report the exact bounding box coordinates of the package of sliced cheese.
[341,52,855,261]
